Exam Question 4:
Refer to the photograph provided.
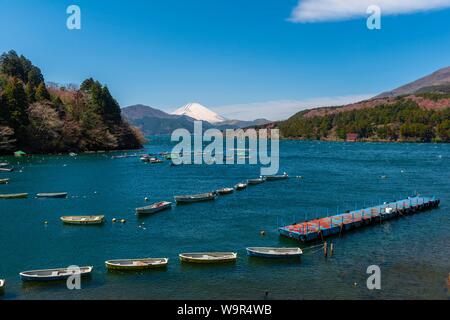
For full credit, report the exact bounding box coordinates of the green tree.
[25,82,36,103]
[436,120,450,142]
[0,50,25,80]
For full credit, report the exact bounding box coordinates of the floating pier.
[279,196,440,242]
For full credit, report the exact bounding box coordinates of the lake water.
[0,137,449,300]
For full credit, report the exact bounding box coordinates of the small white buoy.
[144,197,149,202]
[44,221,48,225]
[112,218,117,223]
[121,219,126,223]
[260,230,266,236]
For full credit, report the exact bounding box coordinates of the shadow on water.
[105,267,168,277]
[179,261,238,272]
[246,256,303,267]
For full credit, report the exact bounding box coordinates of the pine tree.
[35,82,51,101]
[101,86,122,123]
[2,77,29,134]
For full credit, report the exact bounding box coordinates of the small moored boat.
[0,193,28,199]
[247,177,266,185]
[175,192,216,204]
[179,252,237,264]
[235,183,247,190]
[264,172,289,181]
[246,247,303,258]
[36,192,68,199]
[20,266,93,282]
[136,201,172,215]
[0,178,10,184]
[0,279,4,292]
[0,162,9,167]
[60,215,105,225]
[105,258,168,270]
[216,188,234,195]
[0,167,13,172]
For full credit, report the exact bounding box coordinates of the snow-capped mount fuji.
[122,102,272,135]
[171,102,227,123]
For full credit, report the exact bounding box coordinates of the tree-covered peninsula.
[0,50,145,154]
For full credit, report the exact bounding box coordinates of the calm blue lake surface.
[0,137,449,300]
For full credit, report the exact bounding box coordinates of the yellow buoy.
[121,219,126,223]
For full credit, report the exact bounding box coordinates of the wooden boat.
[148,157,163,163]
[247,177,266,185]
[36,192,68,199]
[136,201,172,215]
[0,178,10,184]
[20,266,93,282]
[246,247,303,258]
[179,252,237,264]
[141,156,163,163]
[0,167,13,172]
[174,192,216,204]
[264,172,289,181]
[0,193,28,199]
[216,187,234,195]
[60,215,105,225]
[235,183,247,190]
[105,258,168,270]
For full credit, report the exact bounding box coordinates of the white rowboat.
[136,201,172,215]
[235,183,247,190]
[179,252,237,264]
[105,258,168,270]
[246,247,303,258]
[247,177,266,185]
[174,193,216,204]
[36,192,68,198]
[216,188,234,195]
[20,266,93,282]
[60,215,105,225]
[264,172,289,180]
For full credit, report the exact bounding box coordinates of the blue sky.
[1,0,449,120]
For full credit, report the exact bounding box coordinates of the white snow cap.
[171,102,226,123]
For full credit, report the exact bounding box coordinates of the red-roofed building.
[346,133,359,142]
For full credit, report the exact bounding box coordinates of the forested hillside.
[279,95,450,142]
[0,50,144,154]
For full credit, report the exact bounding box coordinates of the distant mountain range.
[376,66,450,98]
[122,103,271,135]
